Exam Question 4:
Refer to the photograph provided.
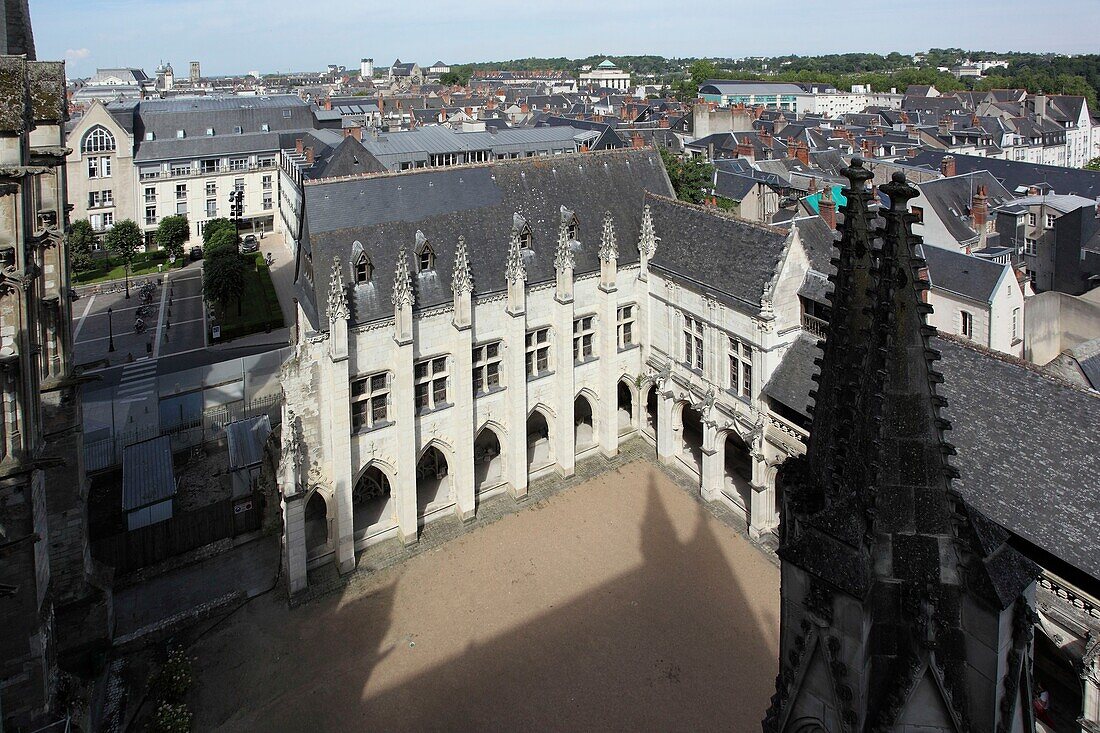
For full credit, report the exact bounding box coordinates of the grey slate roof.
[134,130,285,162]
[919,244,1008,303]
[122,436,176,511]
[905,150,1100,199]
[226,415,272,471]
[764,334,1100,581]
[298,148,674,330]
[647,196,790,313]
[915,171,1013,245]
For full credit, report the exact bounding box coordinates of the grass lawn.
[74,250,184,285]
[209,253,285,340]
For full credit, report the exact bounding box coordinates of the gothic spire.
[327,255,350,322]
[599,211,618,262]
[638,203,658,257]
[391,241,413,308]
[554,216,575,271]
[506,225,527,283]
[451,235,472,295]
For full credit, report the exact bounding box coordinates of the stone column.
[1081,647,1100,732]
[657,390,676,462]
[505,226,529,499]
[597,212,619,457]
[392,244,418,545]
[283,492,308,594]
[325,258,355,573]
[451,237,475,521]
[701,423,721,500]
[552,220,576,477]
[748,461,777,539]
[637,204,658,367]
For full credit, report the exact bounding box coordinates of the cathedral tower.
[764,163,1039,732]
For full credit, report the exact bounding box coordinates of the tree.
[155,215,189,261]
[102,219,142,296]
[689,60,719,87]
[68,218,97,272]
[659,147,713,205]
[1087,157,1100,171]
[203,228,240,260]
[438,71,461,86]
[203,252,246,316]
[202,217,237,248]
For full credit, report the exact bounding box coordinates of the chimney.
[971,184,988,230]
[632,132,645,149]
[295,138,304,154]
[659,117,669,129]
[938,115,951,135]
[347,125,362,141]
[305,146,315,164]
[808,177,817,194]
[940,154,956,177]
[819,186,837,230]
[759,128,773,146]
[793,141,809,165]
[736,137,755,159]
[324,98,332,111]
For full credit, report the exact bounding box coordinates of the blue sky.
[31,0,1100,79]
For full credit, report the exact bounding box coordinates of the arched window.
[519,223,533,250]
[415,234,435,272]
[83,126,116,153]
[355,253,372,283]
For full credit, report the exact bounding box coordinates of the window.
[176,129,185,138]
[1027,212,1036,226]
[258,155,276,167]
[417,243,435,272]
[170,162,191,177]
[175,183,187,200]
[1045,213,1055,229]
[519,223,533,250]
[229,158,247,171]
[262,174,273,190]
[206,127,215,136]
[144,132,155,142]
[234,178,245,193]
[206,199,217,217]
[573,315,595,363]
[87,191,100,208]
[1024,237,1037,256]
[911,206,923,223]
[144,186,156,204]
[728,336,754,399]
[351,372,389,432]
[616,305,635,348]
[354,254,372,283]
[145,206,157,226]
[202,181,215,197]
[525,328,551,378]
[414,357,449,412]
[82,126,116,153]
[683,314,704,370]
[139,166,160,180]
[91,212,114,231]
[1012,307,1020,341]
[960,310,973,339]
[87,156,111,179]
[282,109,292,118]
[261,123,270,132]
[201,159,219,174]
[233,125,243,135]
[472,341,502,395]
[176,201,187,215]
[102,189,113,206]
[263,192,273,210]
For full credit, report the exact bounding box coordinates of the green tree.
[68,218,97,272]
[155,215,190,261]
[1086,157,1100,171]
[102,219,142,293]
[438,71,461,86]
[204,228,240,260]
[203,252,246,316]
[201,217,237,248]
[690,60,719,87]
[659,147,713,205]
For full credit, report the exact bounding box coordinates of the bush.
[150,701,192,733]
[150,647,194,703]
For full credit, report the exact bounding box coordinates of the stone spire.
[451,235,472,295]
[554,217,575,272]
[391,241,413,308]
[599,211,617,262]
[327,255,350,322]
[638,203,658,257]
[505,226,526,284]
[766,170,1038,733]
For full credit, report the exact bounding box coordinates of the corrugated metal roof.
[122,435,176,511]
[226,415,272,471]
[360,125,589,159]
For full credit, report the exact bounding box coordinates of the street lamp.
[124,262,130,299]
[107,307,115,352]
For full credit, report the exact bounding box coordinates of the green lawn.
[209,253,285,341]
[73,250,184,285]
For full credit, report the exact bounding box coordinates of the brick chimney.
[808,176,817,194]
[940,154,956,177]
[631,132,645,149]
[819,186,837,230]
[347,125,362,141]
[659,117,669,129]
[971,184,988,230]
[295,138,304,154]
[305,146,315,164]
[938,115,951,135]
[324,97,332,111]
[793,141,809,165]
[759,128,773,147]
[736,137,755,159]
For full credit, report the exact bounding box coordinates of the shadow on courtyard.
[193,468,779,732]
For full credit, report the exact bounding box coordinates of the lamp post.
[107,307,115,352]
[124,262,130,299]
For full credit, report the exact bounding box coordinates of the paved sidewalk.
[113,534,281,638]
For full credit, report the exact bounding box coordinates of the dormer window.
[83,126,116,153]
[567,215,579,241]
[144,132,155,141]
[355,255,372,283]
[234,126,243,134]
[519,223,533,250]
[418,244,435,272]
[261,123,270,132]
[176,129,185,138]
[206,128,214,136]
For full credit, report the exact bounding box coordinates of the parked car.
[190,246,203,261]
[241,234,259,253]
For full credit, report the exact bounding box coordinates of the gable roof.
[919,244,1009,303]
[905,150,1100,199]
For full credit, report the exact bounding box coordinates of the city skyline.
[34,0,1100,79]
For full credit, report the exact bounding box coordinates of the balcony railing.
[801,314,829,339]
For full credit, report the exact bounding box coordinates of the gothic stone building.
[0,53,99,726]
[277,149,1099,727]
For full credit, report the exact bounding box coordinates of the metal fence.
[84,393,282,473]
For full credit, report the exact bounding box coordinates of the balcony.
[801,313,828,339]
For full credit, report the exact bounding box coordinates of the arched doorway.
[353,465,393,534]
[645,385,658,434]
[574,394,595,452]
[724,432,754,509]
[527,410,552,471]
[617,381,633,433]
[416,446,451,515]
[474,426,504,493]
[680,405,703,475]
[304,491,330,557]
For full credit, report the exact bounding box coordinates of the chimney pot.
[941,155,956,177]
[295,138,304,154]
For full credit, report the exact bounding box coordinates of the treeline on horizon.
[438,49,1100,108]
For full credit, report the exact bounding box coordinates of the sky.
[31,0,1100,79]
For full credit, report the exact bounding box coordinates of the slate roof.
[226,415,272,471]
[134,130,286,162]
[915,171,1014,245]
[311,136,386,179]
[647,196,790,314]
[764,333,1100,582]
[122,436,176,511]
[919,244,1008,303]
[297,148,674,330]
[905,150,1100,199]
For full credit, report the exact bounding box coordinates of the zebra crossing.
[116,359,159,404]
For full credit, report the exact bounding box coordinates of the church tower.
[764,161,1040,732]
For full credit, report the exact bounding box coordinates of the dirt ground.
[189,461,781,732]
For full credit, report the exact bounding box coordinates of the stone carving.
[599,211,617,263]
[554,217,575,272]
[638,203,659,257]
[506,226,527,283]
[327,256,349,322]
[451,235,473,295]
[391,241,413,308]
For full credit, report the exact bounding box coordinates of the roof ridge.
[937,331,1100,398]
[643,192,788,236]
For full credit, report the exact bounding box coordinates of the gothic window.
[573,315,595,363]
[415,238,436,272]
[683,314,704,371]
[566,215,579,241]
[728,336,753,399]
[616,305,635,348]
[472,341,502,395]
[83,126,116,153]
[354,254,372,284]
[414,357,449,413]
[525,328,551,378]
[351,372,389,432]
[519,223,533,250]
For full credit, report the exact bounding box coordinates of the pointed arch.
[526,405,554,471]
[474,422,506,494]
[352,460,396,534]
[617,377,637,433]
[351,240,372,284]
[83,125,116,153]
[304,486,334,557]
[416,440,453,516]
[414,230,435,272]
[573,391,597,453]
[518,221,533,250]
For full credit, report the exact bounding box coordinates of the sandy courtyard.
[190,461,781,732]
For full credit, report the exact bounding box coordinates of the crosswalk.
[116,359,158,404]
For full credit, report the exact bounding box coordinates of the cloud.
[65,48,90,60]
